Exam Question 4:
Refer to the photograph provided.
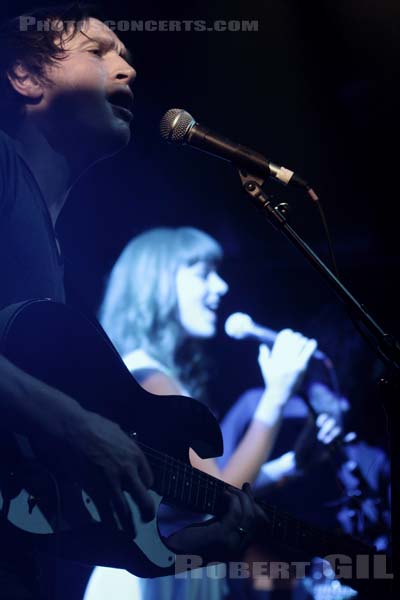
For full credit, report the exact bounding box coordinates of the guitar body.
[0,299,223,576]
[0,300,393,596]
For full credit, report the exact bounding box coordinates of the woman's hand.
[254,330,317,426]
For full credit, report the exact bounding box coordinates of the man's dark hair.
[0,2,96,132]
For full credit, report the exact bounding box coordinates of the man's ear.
[7,62,43,101]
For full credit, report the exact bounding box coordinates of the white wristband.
[253,389,286,426]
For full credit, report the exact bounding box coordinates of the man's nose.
[115,59,136,86]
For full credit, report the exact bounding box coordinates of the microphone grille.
[160,108,195,143]
[224,312,253,339]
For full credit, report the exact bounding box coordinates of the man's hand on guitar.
[167,483,268,564]
[59,409,155,536]
[0,355,155,537]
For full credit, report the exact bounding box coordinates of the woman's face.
[175,260,229,338]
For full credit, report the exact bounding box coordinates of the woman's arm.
[189,419,281,487]
[138,367,280,485]
[136,370,184,396]
[138,330,317,488]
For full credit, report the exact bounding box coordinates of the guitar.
[0,300,391,594]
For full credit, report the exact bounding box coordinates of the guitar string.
[20,439,366,552]
[132,440,357,549]
[136,439,316,528]
[142,446,352,551]
[136,440,343,542]
[139,445,225,511]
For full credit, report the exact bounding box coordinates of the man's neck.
[14,120,79,227]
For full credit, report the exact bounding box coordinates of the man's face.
[32,18,136,163]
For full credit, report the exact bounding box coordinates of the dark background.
[63,0,399,442]
[2,0,399,435]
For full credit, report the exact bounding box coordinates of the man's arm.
[0,354,155,533]
[1,356,270,574]
[0,354,90,436]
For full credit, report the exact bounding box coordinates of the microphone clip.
[238,170,289,230]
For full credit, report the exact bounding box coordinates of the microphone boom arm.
[238,169,400,373]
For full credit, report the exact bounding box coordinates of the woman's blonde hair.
[99,227,223,397]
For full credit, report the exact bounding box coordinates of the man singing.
[0,4,264,598]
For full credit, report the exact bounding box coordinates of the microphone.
[160,108,309,190]
[224,312,328,361]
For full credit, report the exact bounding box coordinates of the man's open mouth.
[107,89,134,122]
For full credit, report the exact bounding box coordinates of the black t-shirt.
[0,129,65,587]
[0,129,65,310]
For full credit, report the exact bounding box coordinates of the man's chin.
[93,126,132,163]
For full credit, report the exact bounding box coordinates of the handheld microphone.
[160,108,310,190]
[224,312,328,361]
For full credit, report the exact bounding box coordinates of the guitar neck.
[140,442,371,560]
[141,441,228,516]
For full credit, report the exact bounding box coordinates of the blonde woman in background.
[85,227,317,600]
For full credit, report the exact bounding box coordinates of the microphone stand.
[238,170,398,588]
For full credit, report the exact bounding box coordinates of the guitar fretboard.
[141,442,227,515]
[139,441,370,559]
